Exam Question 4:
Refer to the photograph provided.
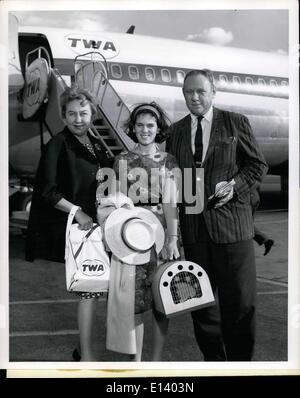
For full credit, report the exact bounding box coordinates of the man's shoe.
[264,239,274,256]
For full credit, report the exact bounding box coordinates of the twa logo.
[25,72,40,106]
[81,259,107,276]
[23,58,49,119]
[65,34,119,59]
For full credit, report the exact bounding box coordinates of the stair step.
[109,146,123,150]
[10,219,28,230]
[111,149,123,156]
[102,138,120,144]
[94,125,109,130]
[10,211,29,230]
[99,135,112,139]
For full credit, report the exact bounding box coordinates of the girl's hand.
[166,236,180,260]
[74,209,93,230]
[96,205,115,225]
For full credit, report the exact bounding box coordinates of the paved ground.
[8,191,288,363]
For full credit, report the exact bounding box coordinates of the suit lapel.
[202,107,223,165]
[181,115,193,157]
[173,115,193,167]
[65,128,100,163]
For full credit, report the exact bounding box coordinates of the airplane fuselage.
[9,26,289,178]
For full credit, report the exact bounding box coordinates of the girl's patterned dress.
[111,148,179,313]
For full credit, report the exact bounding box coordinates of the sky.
[12,9,289,54]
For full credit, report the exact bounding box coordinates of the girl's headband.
[132,105,161,121]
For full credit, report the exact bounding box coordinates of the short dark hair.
[124,102,170,143]
[60,84,98,120]
[183,69,216,92]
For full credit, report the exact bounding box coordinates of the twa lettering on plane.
[65,34,119,58]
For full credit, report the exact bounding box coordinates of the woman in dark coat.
[26,84,113,361]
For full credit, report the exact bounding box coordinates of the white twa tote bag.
[65,206,110,292]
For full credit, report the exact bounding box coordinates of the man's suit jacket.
[166,107,268,245]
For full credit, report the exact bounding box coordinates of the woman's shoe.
[72,348,81,361]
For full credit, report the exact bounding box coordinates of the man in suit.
[166,69,268,361]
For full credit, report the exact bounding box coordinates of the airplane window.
[232,76,241,85]
[270,79,278,87]
[258,78,266,86]
[218,74,227,85]
[128,65,139,80]
[111,64,122,78]
[176,70,185,84]
[145,67,155,81]
[161,68,171,83]
[245,77,253,85]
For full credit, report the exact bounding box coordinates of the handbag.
[65,206,110,292]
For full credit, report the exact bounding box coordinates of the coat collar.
[62,127,109,163]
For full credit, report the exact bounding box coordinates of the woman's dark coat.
[25,127,113,263]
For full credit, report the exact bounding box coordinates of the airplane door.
[9,14,24,94]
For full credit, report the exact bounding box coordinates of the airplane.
[8,14,288,218]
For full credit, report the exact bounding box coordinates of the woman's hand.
[74,209,93,230]
[165,236,180,260]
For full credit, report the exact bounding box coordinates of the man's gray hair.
[183,69,216,92]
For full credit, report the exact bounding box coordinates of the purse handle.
[65,205,80,260]
[66,206,81,239]
[65,205,99,260]
[74,225,99,259]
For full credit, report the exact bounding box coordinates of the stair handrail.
[25,46,52,70]
[75,57,134,151]
[52,67,69,89]
[74,50,108,79]
[91,70,133,150]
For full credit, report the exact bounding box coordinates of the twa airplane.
[8,15,288,214]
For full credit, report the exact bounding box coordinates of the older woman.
[26,84,113,361]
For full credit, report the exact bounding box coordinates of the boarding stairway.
[74,51,134,157]
[10,48,134,230]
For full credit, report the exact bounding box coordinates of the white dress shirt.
[190,106,213,163]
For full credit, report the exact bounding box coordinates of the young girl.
[26,84,113,361]
[97,102,180,361]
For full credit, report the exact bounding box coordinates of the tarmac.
[8,187,288,363]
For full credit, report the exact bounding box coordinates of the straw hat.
[104,207,165,265]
